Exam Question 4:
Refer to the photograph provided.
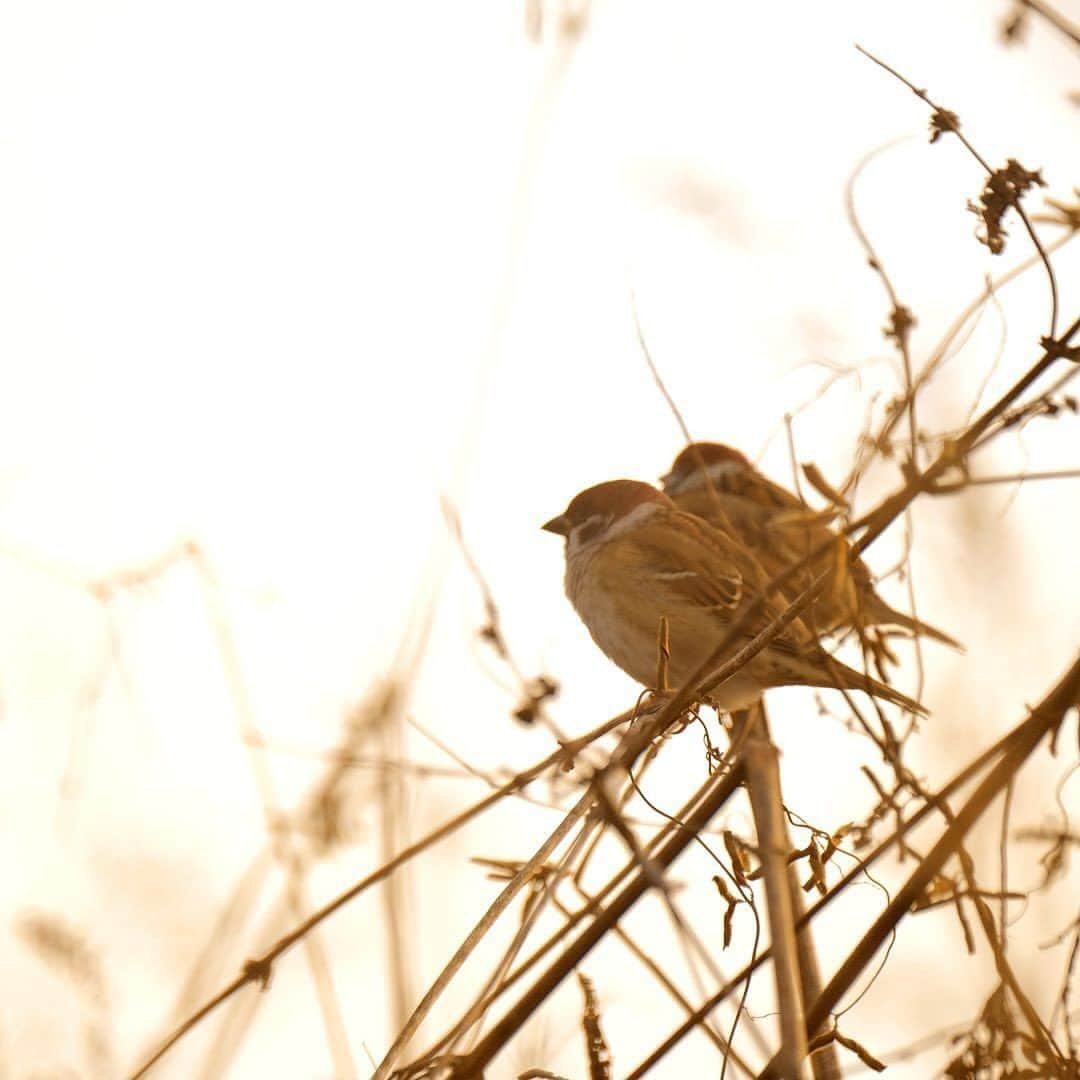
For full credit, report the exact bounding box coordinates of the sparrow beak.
[541,513,571,536]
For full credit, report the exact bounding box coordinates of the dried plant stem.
[594,765,771,1062]
[449,761,748,1078]
[734,705,811,1080]
[732,711,834,1074]
[448,812,605,1060]
[952,844,1060,1058]
[758,654,1080,1077]
[934,468,1080,489]
[414,758,759,1071]
[560,887,756,1076]
[623,713,1056,1078]
[755,711,842,1080]
[852,313,1080,550]
[377,714,415,1040]
[128,710,634,1079]
[787,867,839,1080]
[378,698,708,1079]
[421,582,848,1068]
[371,789,595,1080]
[855,45,1060,336]
[711,317,1080,692]
[844,139,918,464]
[191,549,358,1080]
[1018,0,1080,49]
[864,229,1076,471]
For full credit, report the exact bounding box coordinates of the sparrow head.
[660,442,750,495]
[542,479,671,554]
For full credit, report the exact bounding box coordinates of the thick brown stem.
[735,705,811,1080]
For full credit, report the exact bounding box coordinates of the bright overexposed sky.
[1,1,1078,1077]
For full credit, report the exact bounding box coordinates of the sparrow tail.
[826,657,928,715]
[871,602,963,651]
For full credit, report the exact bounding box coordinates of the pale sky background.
[1,1,1079,1077]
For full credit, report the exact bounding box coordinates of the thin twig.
[855,45,1059,337]
[1018,0,1080,48]
[128,710,633,1079]
[449,762,748,1078]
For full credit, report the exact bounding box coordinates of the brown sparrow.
[660,443,959,648]
[542,479,925,713]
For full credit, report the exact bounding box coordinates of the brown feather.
[564,501,926,713]
[665,445,958,649]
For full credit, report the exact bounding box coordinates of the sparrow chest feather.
[566,544,661,687]
[674,482,870,630]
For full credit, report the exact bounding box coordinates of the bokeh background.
[1,1,1078,1076]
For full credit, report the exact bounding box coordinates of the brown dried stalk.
[128,708,634,1079]
[757,655,1080,1077]
[622,709,1069,1078]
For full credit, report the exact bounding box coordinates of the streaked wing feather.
[722,470,805,514]
[630,513,744,612]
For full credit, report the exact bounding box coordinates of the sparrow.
[660,442,960,648]
[542,479,925,714]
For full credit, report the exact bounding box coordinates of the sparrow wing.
[722,468,805,514]
[620,509,822,667]
[719,468,847,567]
[743,472,877,591]
[628,511,745,613]
[733,472,880,608]
[674,509,831,651]
[672,484,818,587]
[627,508,856,684]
